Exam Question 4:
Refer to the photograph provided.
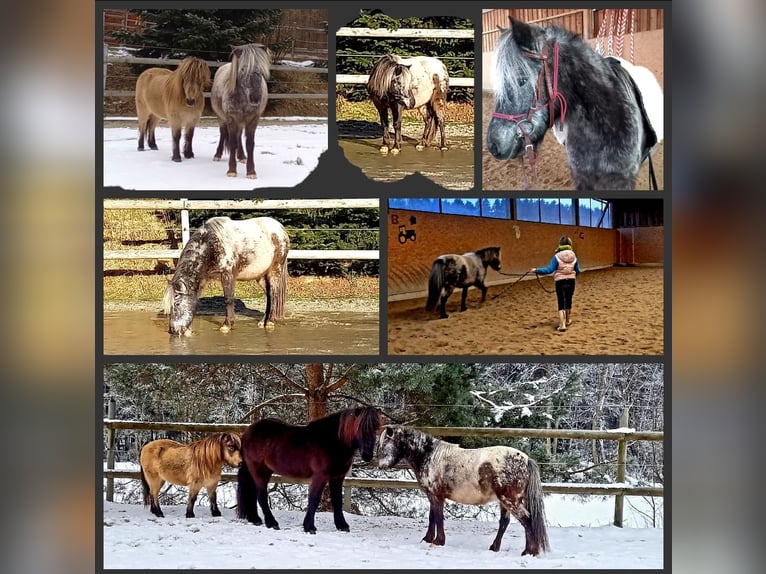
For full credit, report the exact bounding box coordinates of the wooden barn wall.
[617,227,664,265]
[481,9,665,91]
[388,209,618,299]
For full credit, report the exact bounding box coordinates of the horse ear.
[509,16,537,50]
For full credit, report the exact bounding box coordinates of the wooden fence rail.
[104,198,380,262]
[102,417,664,526]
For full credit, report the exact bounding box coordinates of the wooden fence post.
[106,397,116,502]
[180,199,190,247]
[613,407,629,527]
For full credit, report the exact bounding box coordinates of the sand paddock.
[387,266,663,356]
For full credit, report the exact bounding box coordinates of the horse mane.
[188,433,240,481]
[177,56,211,86]
[475,246,500,261]
[228,44,272,94]
[367,54,409,100]
[337,406,381,448]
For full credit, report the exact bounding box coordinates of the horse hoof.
[440,146,448,151]
[337,525,350,532]
[258,320,276,330]
[379,146,389,155]
[211,510,221,517]
[391,148,400,155]
[239,158,247,164]
[183,328,192,337]
[416,145,424,151]
[247,173,257,179]
[172,157,182,163]
[227,172,237,177]
[220,325,230,333]
[184,153,194,159]
[150,145,158,150]
[186,512,195,518]
[213,156,222,162]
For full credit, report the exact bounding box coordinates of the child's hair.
[559,235,572,247]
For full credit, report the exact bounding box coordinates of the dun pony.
[378,425,550,555]
[139,432,242,518]
[237,406,383,534]
[161,216,289,336]
[211,43,272,178]
[425,246,502,319]
[366,54,449,155]
[134,56,211,162]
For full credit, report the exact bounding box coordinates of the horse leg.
[489,506,511,552]
[149,478,165,517]
[244,120,258,179]
[328,476,350,532]
[182,125,195,159]
[225,121,240,177]
[207,480,221,517]
[391,104,404,155]
[477,280,488,303]
[146,114,159,150]
[257,276,275,330]
[213,123,227,161]
[303,476,328,534]
[254,471,279,529]
[416,105,432,151]
[185,482,200,518]
[424,494,446,545]
[373,101,390,154]
[460,286,470,312]
[170,123,183,162]
[220,271,235,332]
[506,501,539,556]
[435,99,448,151]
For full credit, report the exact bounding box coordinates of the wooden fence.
[102,413,663,527]
[103,198,380,262]
[103,51,328,102]
[335,27,474,88]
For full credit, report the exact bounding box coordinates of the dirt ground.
[481,92,664,191]
[387,266,663,356]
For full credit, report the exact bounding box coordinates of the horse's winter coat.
[378,425,550,555]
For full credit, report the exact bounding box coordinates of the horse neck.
[404,429,441,473]
[173,234,212,292]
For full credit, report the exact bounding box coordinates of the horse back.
[400,56,449,109]
[229,217,289,280]
[139,439,191,485]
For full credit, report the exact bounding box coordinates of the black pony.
[237,406,383,534]
[425,246,501,319]
[486,16,663,190]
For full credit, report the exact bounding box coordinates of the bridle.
[491,41,567,189]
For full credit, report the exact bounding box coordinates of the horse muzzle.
[186,98,196,107]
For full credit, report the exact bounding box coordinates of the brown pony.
[134,56,211,162]
[139,432,242,518]
[237,406,383,534]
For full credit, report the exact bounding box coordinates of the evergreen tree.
[110,9,287,62]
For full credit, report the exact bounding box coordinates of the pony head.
[391,63,415,108]
[221,432,243,468]
[377,425,408,469]
[162,278,196,336]
[340,406,383,462]
[487,17,552,160]
[179,56,211,108]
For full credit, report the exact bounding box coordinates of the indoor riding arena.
[387,198,664,356]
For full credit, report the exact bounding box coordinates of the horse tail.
[525,457,550,553]
[236,463,259,523]
[139,454,151,508]
[270,233,290,319]
[425,259,443,311]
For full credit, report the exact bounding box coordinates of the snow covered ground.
[102,483,663,569]
[102,118,327,190]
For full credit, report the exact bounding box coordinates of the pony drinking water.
[486,16,663,190]
[139,432,242,518]
[211,43,271,178]
[366,54,449,155]
[134,56,211,162]
[237,406,383,534]
[162,216,289,336]
[378,425,550,555]
[425,246,501,319]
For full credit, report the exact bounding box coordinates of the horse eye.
[518,77,528,87]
